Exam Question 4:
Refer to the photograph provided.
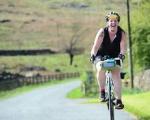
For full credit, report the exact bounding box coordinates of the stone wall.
[134,69,150,91]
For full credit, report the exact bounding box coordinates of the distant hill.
[0,0,127,51]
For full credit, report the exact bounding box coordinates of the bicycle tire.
[108,78,114,120]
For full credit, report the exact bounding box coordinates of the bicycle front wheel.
[108,79,114,120]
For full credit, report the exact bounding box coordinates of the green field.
[0,54,92,73]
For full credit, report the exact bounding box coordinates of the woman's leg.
[96,70,106,91]
[96,61,106,91]
[95,61,106,101]
[112,68,122,99]
[112,68,124,109]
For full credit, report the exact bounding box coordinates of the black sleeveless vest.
[96,26,124,58]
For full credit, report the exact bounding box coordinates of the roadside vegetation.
[123,91,150,120]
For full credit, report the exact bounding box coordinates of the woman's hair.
[105,11,120,22]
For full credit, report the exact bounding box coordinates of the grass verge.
[0,78,77,100]
[67,87,84,99]
[123,91,150,120]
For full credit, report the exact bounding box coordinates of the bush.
[131,1,150,69]
[80,71,98,97]
[132,26,150,69]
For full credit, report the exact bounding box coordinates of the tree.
[65,23,86,65]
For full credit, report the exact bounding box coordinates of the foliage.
[80,71,98,97]
[132,26,150,69]
[131,1,150,69]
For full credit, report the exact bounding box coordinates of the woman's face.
[107,19,119,28]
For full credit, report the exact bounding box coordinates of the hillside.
[0,0,127,51]
[1,0,147,73]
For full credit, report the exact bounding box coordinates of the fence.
[0,72,80,91]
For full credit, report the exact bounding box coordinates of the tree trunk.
[69,53,74,65]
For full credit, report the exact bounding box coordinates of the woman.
[90,11,126,109]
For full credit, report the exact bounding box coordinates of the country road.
[0,80,136,120]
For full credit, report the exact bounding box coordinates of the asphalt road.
[0,80,137,120]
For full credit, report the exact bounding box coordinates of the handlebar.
[114,57,123,68]
[100,57,123,70]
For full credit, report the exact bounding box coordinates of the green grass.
[123,92,150,120]
[0,54,92,73]
[0,78,77,100]
[67,87,84,99]
[67,87,150,120]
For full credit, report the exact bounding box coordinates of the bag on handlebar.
[101,59,116,70]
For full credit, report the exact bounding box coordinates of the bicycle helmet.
[105,11,120,22]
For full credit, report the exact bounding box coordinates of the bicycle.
[100,57,122,120]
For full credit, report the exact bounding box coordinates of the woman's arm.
[91,28,104,56]
[120,31,127,55]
